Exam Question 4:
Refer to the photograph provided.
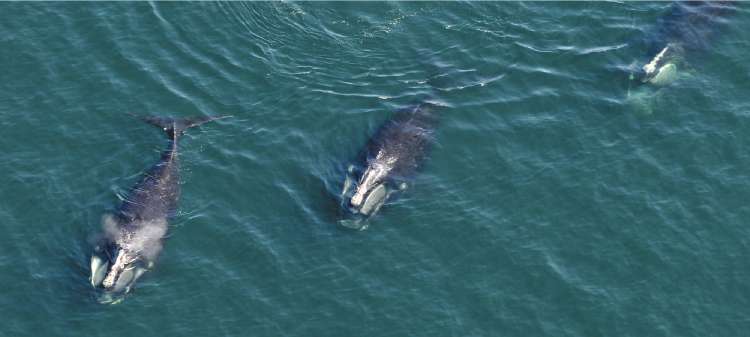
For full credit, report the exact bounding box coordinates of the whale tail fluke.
[132,114,231,140]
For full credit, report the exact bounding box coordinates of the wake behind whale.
[90,115,227,304]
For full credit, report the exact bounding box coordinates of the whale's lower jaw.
[340,171,389,231]
[90,254,109,287]
[351,183,388,216]
[646,63,678,86]
[339,187,395,231]
[342,169,390,217]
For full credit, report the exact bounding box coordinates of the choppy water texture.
[1,2,749,336]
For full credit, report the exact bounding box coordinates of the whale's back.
[118,155,181,223]
[366,103,438,178]
[648,1,736,53]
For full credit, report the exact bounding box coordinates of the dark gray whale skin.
[648,1,735,52]
[341,103,439,224]
[118,117,202,221]
[90,115,225,301]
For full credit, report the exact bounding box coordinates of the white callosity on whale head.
[350,164,387,208]
[101,248,137,290]
[640,43,682,86]
[350,150,396,210]
[643,45,670,76]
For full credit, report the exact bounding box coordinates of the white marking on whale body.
[102,249,135,289]
[350,154,394,209]
[643,46,670,75]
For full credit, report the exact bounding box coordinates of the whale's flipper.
[134,114,231,140]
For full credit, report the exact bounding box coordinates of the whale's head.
[90,215,165,303]
[101,248,144,292]
[633,43,684,86]
[347,151,398,218]
[90,245,149,303]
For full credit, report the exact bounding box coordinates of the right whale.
[340,102,439,230]
[630,1,736,87]
[89,115,226,303]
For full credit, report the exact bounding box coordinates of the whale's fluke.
[134,114,231,140]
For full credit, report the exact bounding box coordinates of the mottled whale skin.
[632,1,736,86]
[90,115,225,303]
[340,103,438,229]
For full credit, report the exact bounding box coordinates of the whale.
[631,1,736,87]
[340,103,438,229]
[90,115,226,303]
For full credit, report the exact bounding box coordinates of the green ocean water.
[1,2,749,336]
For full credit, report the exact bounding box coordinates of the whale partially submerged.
[631,1,736,87]
[625,1,736,113]
[340,103,439,230]
[90,115,226,303]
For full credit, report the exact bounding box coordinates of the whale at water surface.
[631,1,736,87]
[340,102,439,230]
[90,115,227,303]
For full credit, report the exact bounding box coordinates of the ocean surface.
[1,2,749,336]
